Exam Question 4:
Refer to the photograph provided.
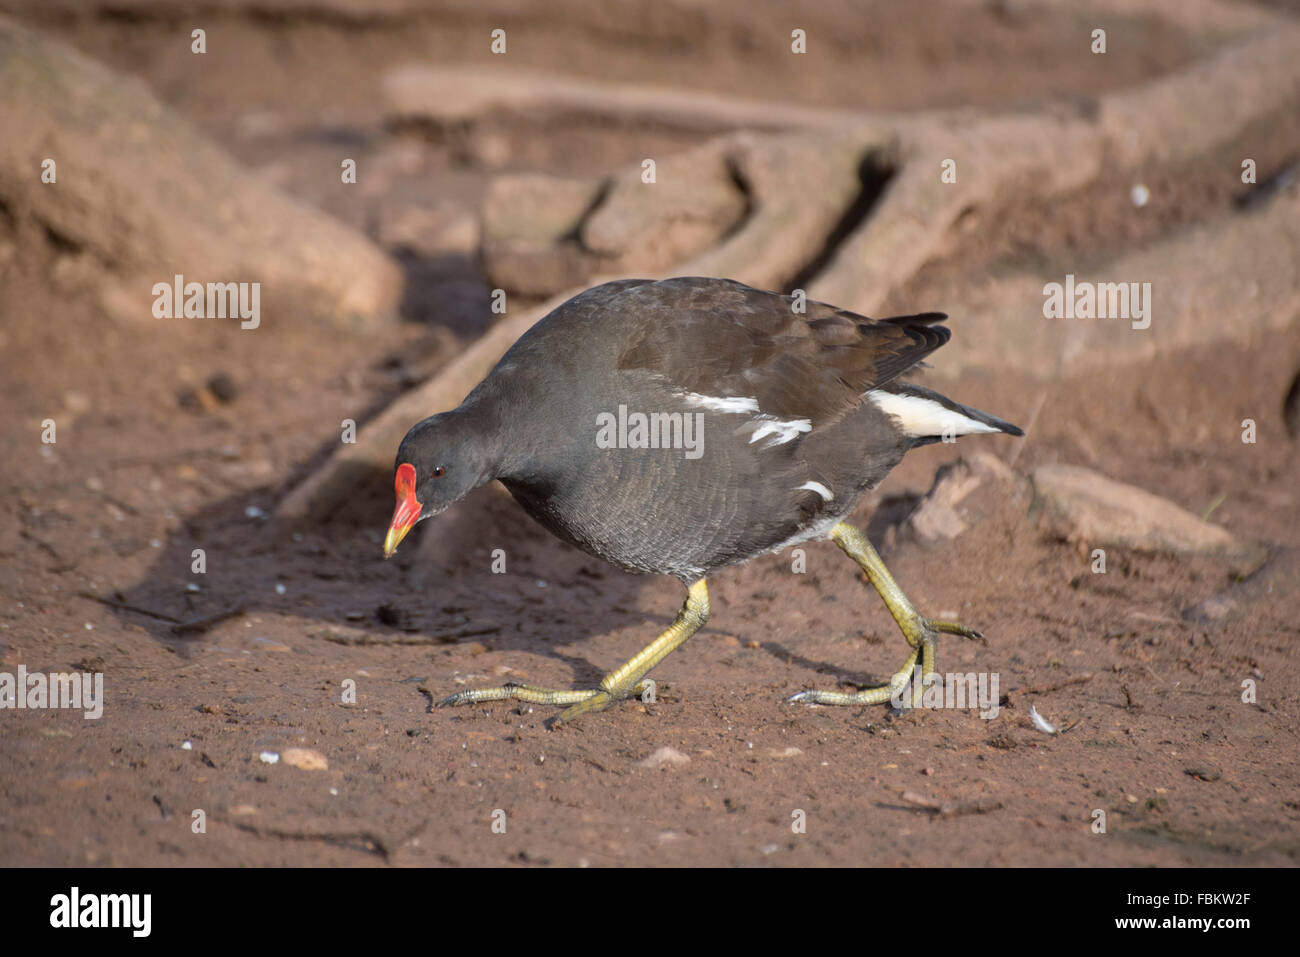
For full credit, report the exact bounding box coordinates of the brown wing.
[614,277,949,427]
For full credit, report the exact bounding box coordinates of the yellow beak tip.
[383,526,410,559]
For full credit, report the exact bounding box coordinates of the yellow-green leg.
[790,522,983,709]
[439,579,710,725]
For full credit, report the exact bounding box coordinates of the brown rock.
[908,453,1017,542]
[483,174,602,247]
[1182,547,1297,627]
[684,131,871,290]
[0,17,401,332]
[480,173,604,296]
[377,201,479,258]
[1031,465,1267,574]
[580,140,746,275]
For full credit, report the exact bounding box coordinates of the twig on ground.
[172,604,247,635]
[76,590,181,624]
[898,791,1003,818]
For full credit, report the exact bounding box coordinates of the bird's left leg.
[790,522,983,709]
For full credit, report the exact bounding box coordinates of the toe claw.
[926,619,987,643]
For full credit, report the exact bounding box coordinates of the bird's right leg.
[438,579,710,725]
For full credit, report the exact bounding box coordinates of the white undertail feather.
[866,390,999,438]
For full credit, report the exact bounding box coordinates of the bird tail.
[869,383,1024,443]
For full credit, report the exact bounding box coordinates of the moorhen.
[383,277,1022,724]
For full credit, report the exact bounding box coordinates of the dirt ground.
[2,1,1298,867]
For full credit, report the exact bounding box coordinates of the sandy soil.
[1,0,1297,866]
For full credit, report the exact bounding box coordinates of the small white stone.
[258,750,280,764]
[1130,183,1150,207]
[767,746,804,759]
[637,746,691,769]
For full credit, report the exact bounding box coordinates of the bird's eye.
[433,466,446,478]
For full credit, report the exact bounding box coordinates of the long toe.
[551,690,615,726]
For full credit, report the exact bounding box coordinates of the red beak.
[383,463,422,558]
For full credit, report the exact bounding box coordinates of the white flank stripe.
[866,390,998,438]
[749,415,812,446]
[681,392,760,414]
[678,391,812,445]
[798,481,834,501]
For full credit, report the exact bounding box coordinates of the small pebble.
[207,372,238,404]
[767,746,803,759]
[63,391,91,414]
[258,750,280,764]
[281,748,328,771]
[637,746,691,769]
